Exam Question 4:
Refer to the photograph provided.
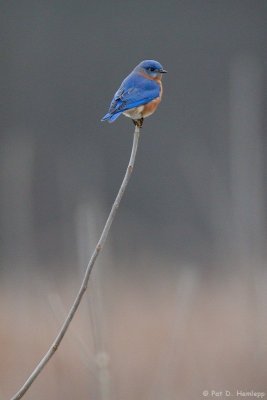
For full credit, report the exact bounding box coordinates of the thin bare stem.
[10,124,141,400]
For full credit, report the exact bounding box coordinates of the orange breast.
[142,80,163,118]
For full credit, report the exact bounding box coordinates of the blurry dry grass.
[1,262,266,400]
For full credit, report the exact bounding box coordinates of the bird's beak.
[160,69,167,73]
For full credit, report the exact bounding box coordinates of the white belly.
[123,105,144,120]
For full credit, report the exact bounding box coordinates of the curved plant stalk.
[11,124,141,400]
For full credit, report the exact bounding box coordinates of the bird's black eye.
[149,67,155,72]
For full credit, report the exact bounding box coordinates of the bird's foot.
[132,118,144,128]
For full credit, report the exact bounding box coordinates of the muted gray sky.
[0,0,266,269]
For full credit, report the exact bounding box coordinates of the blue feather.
[108,112,122,122]
[101,70,160,123]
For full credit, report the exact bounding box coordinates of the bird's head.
[135,60,167,80]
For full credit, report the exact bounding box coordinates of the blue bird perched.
[101,60,167,127]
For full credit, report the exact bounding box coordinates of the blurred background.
[0,1,266,399]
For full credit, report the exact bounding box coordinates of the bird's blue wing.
[101,72,160,122]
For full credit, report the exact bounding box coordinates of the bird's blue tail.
[101,112,122,123]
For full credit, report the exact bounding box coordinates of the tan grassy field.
[1,262,266,400]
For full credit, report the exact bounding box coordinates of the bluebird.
[101,60,167,128]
